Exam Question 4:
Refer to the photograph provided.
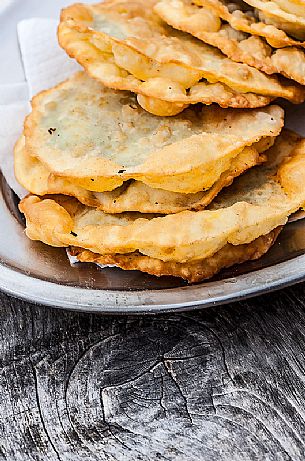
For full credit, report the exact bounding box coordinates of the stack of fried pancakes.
[16,0,305,282]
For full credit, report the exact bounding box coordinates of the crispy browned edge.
[70,227,282,283]
[57,4,274,108]
[16,135,265,214]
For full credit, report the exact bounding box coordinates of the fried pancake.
[19,130,305,265]
[57,11,274,114]
[195,0,305,47]
[70,228,281,282]
[155,0,305,84]
[242,0,305,40]
[58,0,304,102]
[71,49,273,113]
[24,73,283,194]
[272,0,305,18]
[15,135,266,214]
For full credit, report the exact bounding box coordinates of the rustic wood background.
[0,283,305,461]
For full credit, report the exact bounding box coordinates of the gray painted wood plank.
[0,284,304,460]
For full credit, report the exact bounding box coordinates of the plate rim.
[1,252,305,314]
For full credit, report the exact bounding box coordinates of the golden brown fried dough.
[70,228,281,282]
[57,0,304,102]
[19,131,305,265]
[24,72,283,194]
[195,0,305,47]
[15,135,266,213]
[155,0,305,84]
[272,0,305,18]
[243,0,305,39]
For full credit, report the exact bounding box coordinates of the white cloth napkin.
[0,0,15,15]
[0,18,80,198]
[18,18,80,97]
[0,83,28,104]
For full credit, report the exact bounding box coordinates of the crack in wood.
[29,358,62,461]
[162,359,194,425]
[1,288,305,460]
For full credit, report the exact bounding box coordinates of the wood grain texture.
[0,284,305,460]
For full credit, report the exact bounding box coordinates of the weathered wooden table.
[1,283,304,460]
